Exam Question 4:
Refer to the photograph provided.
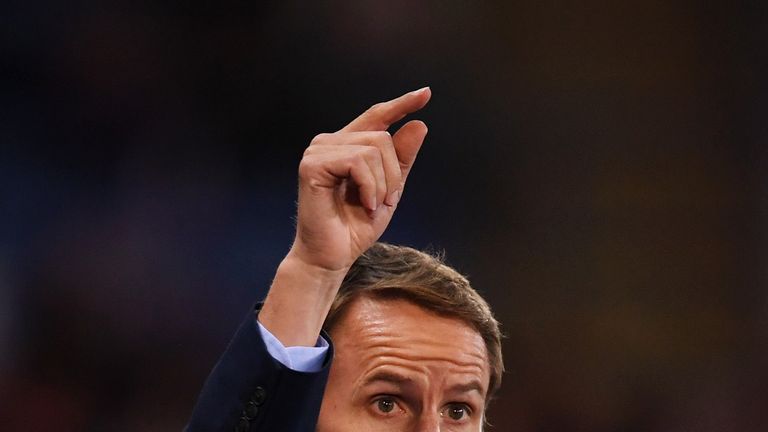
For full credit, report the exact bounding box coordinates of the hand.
[261,88,431,347]
[288,87,431,272]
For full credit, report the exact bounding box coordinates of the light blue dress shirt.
[257,320,329,373]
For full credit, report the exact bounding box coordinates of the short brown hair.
[323,242,504,399]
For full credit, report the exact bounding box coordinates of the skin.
[317,297,490,432]
[261,87,433,347]
[257,87,493,430]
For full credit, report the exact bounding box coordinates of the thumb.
[392,120,429,182]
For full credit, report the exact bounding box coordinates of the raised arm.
[258,87,431,347]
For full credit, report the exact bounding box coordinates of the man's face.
[316,297,490,432]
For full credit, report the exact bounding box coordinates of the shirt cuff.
[256,319,329,373]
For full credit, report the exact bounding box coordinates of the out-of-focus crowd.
[1,2,766,430]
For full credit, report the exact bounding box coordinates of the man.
[186,88,503,431]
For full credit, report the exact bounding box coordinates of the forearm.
[258,251,348,347]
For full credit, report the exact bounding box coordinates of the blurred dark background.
[1,1,766,431]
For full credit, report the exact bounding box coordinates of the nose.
[413,412,441,432]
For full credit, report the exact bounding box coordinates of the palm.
[335,181,392,253]
[290,88,431,272]
[296,180,394,270]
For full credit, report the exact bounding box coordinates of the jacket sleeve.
[185,305,334,432]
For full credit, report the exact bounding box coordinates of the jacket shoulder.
[185,305,333,432]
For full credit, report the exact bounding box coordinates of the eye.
[441,403,472,422]
[371,396,403,417]
[376,397,395,414]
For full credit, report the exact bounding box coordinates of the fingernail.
[411,86,430,95]
[386,190,400,206]
[367,195,378,211]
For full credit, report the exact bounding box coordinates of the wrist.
[280,250,350,289]
[259,252,349,347]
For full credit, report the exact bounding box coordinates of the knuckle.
[299,161,312,179]
[373,131,392,144]
[348,152,368,168]
[363,146,381,159]
[297,158,313,178]
[367,102,385,115]
[309,132,331,146]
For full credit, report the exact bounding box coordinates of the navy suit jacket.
[185,307,334,432]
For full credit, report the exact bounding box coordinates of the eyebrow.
[362,371,485,396]
[362,371,414,389]
[446,380,485,396]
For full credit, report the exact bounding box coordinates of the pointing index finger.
[340,87,431,133]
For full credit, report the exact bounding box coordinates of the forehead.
[330,296,490,391]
